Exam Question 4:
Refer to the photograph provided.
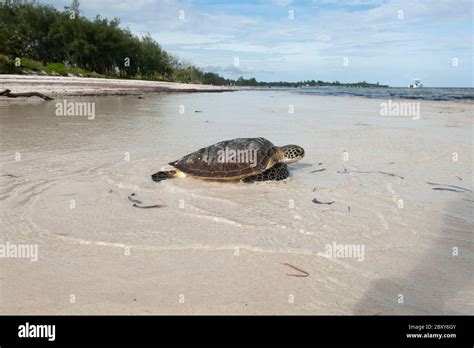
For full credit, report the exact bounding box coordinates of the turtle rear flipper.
[242,163,289,183]
[152,170,178,182]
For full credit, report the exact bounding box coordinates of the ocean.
[249,87,474,101]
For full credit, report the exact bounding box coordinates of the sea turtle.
[151,137,304,183]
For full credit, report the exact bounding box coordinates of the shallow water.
[0,92,330,253]
[249,87,474,101]
[0,91,472,249]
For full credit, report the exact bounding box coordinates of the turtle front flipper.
[151,170,179,182]
[242,163,289,183]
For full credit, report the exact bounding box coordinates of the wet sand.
[0,91,472,314]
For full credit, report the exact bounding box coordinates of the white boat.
[408,79,423,88]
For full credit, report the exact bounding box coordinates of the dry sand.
[0,74,234,97]
[0,87,472,314]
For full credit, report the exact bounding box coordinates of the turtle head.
[279,145,305,164]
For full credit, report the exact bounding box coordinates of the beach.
[0,85,472,314]
[0,74,234,97]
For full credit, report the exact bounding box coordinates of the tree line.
[230,77,387,87]
[0,0,229,84]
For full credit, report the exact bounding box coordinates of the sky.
[41,0,473,87]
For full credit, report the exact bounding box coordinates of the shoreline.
[1,75,472,103]
[0,74,236,97]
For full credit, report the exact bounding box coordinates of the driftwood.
[129,193,166,208]
[0,89,53,101]
[425,181,471,192]
[132,204,166,209]
[128,195,143,204]
[432,188,465,193]
[1,174,19,178]
[312,198,335,205]
[282,263,309,277]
